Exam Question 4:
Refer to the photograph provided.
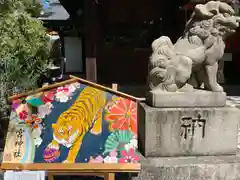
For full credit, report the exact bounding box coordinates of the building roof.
[37,0,70,20]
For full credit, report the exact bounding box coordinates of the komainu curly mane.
[147,0,240,92]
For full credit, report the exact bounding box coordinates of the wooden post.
[111,83,118,91]
[84,0,97,82]
[86,57,97,82]
[104,173,115,180]
[48,173,54,180]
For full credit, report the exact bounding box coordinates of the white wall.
[64,37,83,73]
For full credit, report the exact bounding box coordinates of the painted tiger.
[46,86,107,163]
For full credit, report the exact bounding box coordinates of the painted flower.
[55,92,69,103]
[104,149,118,163]
[11,99,22,111]
[55,86,72,102]
[19,110,28,120]
[118,148,139,164]
[32,126,43,147]
[56,86,72,96]
[104,130,133,154]
[38,102,53,118]
[105,97,137,135]
[55,83,80,103]
[125,138,138,151]
[67,82,80,93]
[88,155,104,163]
[25,114,42,129]
[16,104,30,120]
[42,91,55,103]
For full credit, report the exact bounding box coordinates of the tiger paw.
[47,140,60,150]
[63,159,74,163]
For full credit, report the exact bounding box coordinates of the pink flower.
[118,148,139,163]
[11,99,21,111]
[56,86,73,102]
[110,149,117,157]
[88,155,104,163]
[38,102,53,118]
[104,149,118,163]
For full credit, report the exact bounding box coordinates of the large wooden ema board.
[1,76,141,180]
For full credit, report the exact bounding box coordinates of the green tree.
[0,0,52,119]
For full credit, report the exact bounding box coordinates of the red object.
[19,110,28,120]
[43,147,60,163]
[42,91,55,103]
[25,115,41,129]
[105,97,137,135]
[57,87,69,93]
[118,148,139,163]
[12,99,22,105]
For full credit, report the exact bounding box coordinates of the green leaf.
[0,0,52,119]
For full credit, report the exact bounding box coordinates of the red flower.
[32,114,41,123]
[42,91,55,103]
[118,148,139,163]
[26,115,42,129]
[57,86,69,93]
[19,110,28,120]
[105,97,137,135]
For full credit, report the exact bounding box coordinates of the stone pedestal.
[136,92,240,180]
[132,155,240,180]
[146,90,226,107]
[138,102,240,157]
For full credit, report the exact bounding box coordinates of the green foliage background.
[0,0,52,119]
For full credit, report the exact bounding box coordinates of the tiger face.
[52,115,83,148]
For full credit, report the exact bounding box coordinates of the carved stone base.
[132,155,240,180]
[146,90,226,107]
[138,102,240,157]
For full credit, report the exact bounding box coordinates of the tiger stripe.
[49,85,107,163]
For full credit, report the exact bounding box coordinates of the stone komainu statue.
[147,0,240,92]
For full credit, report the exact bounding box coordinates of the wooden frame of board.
[1,75,142,180]
[1,163,141,180]
[8,75,142,102]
